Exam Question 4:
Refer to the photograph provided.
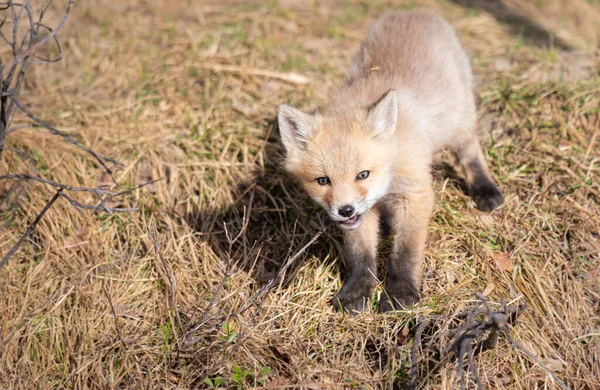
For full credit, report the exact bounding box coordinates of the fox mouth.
[338,213,363,230]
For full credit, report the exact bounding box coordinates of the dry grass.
[1,0,599,388]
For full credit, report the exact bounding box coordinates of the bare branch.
[59,192,138,213]
[3,146,37,164]
[0,1,150,274]
[236,225,327,315]
[409,316,427,390]
[10,98,121,174]
[409,294,568,390]
[0,174,161,215]
[101,283,129,361]
[504,327,569,390]
[0,0,73,78]
[6,123,36,134]
[0,173,115,193]
[0,188,62,271]
[104,178,164,201]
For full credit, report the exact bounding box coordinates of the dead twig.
[0,188,62,271]
[101,283,128,362]
[0,0,75,163]
[0,1,149,271]
[235,225,327,315]
[150,219,182,335]
[410,293,568,390]
[2,146,36,164]
[0,174,161,214]
[410,316,428,390]
[0,0,73,79]
[202,63,310,85]
[196,225,327,378]
[11,98,121,175]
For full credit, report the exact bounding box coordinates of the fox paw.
[470,181,504,212]
[379,284,419,312]
[332,284,374,314]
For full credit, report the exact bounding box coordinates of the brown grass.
[1,0,599,388]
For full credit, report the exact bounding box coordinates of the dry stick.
[180,268,232,350]
[0,173,115,193]
[101,283,128,361]
[0,174,162,213]
[466,342,485,390]
[150,219,182,332]
[199,227,327,377]
[11,98,121,175]
[452,295,568,390]
[105,178,164,201]
[5,123,36,135]
[0,0,74,162]
[3,147,36,164]
[0,0,74,78]
[181,218,254,349]
[59,192,138,213]
[415,294,531,389]
[180,241,267,350]
[235,225,327,316]
[202,63,310,85]
[0,188,62,271]
[504,330,569,390]
[409,316,428,390]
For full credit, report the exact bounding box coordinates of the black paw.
[379,284,419,312]
[332,282,374,314]
[470,181,504,212]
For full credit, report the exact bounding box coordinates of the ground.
[0,0,599,389]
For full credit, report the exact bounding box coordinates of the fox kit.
[278,11,503,313]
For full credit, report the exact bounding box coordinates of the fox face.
[278,90,398,230]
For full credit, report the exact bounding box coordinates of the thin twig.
[0,174,160,213]
[150,219,182,332]
[0,188,62,271]
[101,283,128,361]
[410,316,427,390]
[202,63,310,85]
[504,331,569,390]
[235,225,327,316]
[59,192,138,213]
[0,0,73,78]
[11,98,121,174]
[3,146,37,164]
[1,173,115,193]
[411,294,547,390]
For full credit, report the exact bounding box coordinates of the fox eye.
[356,170,370,180]
[316,177,330,186]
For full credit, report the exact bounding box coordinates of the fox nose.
[339,205,355,218]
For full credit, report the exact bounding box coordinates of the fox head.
[278,90,398,230]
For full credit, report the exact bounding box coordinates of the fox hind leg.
[453,131,504,212]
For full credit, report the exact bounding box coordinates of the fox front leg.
[380,187,434,312]
[332,207,380,314]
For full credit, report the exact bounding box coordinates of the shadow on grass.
[450,0,572,49]
[180,116,473,299]
[182,117,344,287]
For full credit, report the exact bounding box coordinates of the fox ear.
[367,89,398,139]
[278,104,316,152]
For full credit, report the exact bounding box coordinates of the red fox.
[278,11,504,313]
